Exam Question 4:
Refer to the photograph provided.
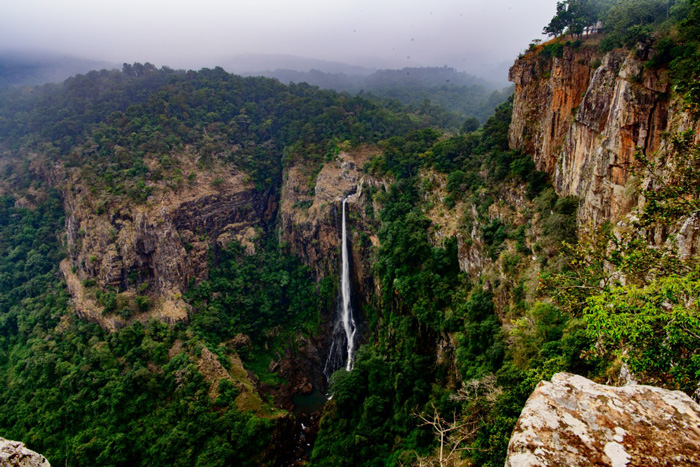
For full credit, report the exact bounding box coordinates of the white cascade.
[340,197,356,371]
[323,196,358,378]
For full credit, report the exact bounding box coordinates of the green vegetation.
[0,192,326,466]
[188,240,326,343]
[540,131,700,393]
[2,4,700,465]
[543,0,675,42]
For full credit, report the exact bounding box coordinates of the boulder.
[0,437,50,467]
[505,372,700,467]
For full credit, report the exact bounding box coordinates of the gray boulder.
[0,438,50,467]
[505,373,700,467]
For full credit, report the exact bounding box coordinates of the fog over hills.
[0,49,114,87]
[1,0,555,85]
[221,53,377,77]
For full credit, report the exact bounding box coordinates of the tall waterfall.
[340,197,357,371]
[323,197,357,378]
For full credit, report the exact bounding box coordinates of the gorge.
[0,1,699,466]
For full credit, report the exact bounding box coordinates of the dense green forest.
[0,0,700,466]
[0,190,321,466]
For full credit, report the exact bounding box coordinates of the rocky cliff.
[279,146,386,301]
[61,151,273,330]
[505,373,700,467]
[509,40,700,225]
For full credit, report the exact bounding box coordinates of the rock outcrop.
[0,437,50,467]
[62,153,272,329]
[509,41,700,225]
[279,146,385,299]
[505,372,700,467]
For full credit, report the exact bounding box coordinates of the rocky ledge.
[505,372,700,467]
[0,437,50,467]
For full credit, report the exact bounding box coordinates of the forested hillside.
[253,66,512,130]
[0,64,431,466]
[0,0,699,466]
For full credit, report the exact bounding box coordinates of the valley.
[1,1,700,466]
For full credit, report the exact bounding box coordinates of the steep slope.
[61,155,273,330]
[509,40,700,225]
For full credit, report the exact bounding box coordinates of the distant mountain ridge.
[246,65,511,123]
[250,66,497,92]
[0,50,114,87]
[221,53,376,76]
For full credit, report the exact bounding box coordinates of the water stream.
[323,197,357,378]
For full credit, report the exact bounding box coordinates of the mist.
[1,0,555,81]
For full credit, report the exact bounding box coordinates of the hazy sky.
[1,0,555,78]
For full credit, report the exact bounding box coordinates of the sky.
[1,0,556,80]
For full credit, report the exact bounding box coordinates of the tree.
[414,404,479,467]
[544,0,610,38]
[460,117,480,134]
[600,0,672,48]
[543,2,570,37]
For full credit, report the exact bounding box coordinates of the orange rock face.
[508,45,681,224]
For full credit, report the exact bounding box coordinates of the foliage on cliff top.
[0,64,429,201]
[542,0,700,110]
[543,0,677,41]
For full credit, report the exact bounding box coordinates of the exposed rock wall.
[62,158,272,328]
[0,437,50,467]
[279,147,386,301]
[509,43,700,224]
[505,372,700,467]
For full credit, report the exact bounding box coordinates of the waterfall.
[340,197,356,371]
[323,197,357,378]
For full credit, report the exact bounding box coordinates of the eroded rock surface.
[0,437,50,467]
[62,153,272,329]
[509,44,700,225]
[505,372,700,467]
